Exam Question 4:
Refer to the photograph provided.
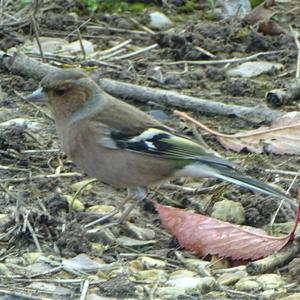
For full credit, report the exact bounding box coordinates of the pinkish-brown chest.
[56,120,176,188]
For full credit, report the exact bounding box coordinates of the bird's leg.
[85,187,147,228]
[117,187,147,223]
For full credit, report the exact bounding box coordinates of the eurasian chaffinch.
[26,69,296,221]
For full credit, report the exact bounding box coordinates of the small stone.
[71,179,96,191]
[235,277,260,291]
[218,0,251,18]
[0,214,10,227]
[256,273,285,290]
[91,243,105,253]
[22,252,43,265]
[180,258,210,274]
[134,269,168,282]
[62,40,94,56]
[87,205,115,214]
[149,12,173,30]
[212,200,245,224]
[0,118,42,131]
[227,61,283,78]
[26,262,55,276]
[217,271,247,285]
[0,263,11,275]
[138,256,166,269]
[196,277,217,294]
[156,286,186,299]
[167,270,216,293]
[65,195,85,211]
[0,108,12,122]
[125,222,155,240]
[116,236,156,247]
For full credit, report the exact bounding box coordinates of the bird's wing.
[91,94,165,137]
[97,126,235,168]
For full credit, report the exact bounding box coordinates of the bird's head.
[26,69,100,121]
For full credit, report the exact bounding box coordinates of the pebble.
[212,199,245,224]
[235,277,260,291]
[256,273,285,289]
[227,61,283,78]
[149,12,173,30]
[218,0,251,18]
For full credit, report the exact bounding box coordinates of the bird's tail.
[179,161,297,210]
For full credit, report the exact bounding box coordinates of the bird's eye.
[54,88,65,96]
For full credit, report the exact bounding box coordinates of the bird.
[26,69,296,223]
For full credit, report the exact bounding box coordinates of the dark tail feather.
[215,169,297,211]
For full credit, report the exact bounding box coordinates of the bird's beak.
[25,88,48,103]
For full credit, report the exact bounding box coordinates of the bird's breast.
[57,121,177,188]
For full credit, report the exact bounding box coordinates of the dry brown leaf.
[258,19,285,36]
[218,112,300,154]
[243,0,275,25]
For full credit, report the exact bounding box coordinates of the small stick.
[194,46,216,58]
[97,39,131,56]
[129,17,155,35]
[163,50,285,65]
[77,29,86,60]
[0,172,83,183]
[246,241,299,275]
[174,110,300,139]
[79,280,89,300]
[26,220,42,252]
[31,17,45,63]
[87,25,149,35]
[65,18,91,40]
[290,25,300,78]
[107,43,158,61]
[265,169,300,177]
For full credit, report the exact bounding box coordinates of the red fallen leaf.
[155,190,300,260]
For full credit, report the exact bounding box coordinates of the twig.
[31,16,45,63]
[107,43,158,61]
[265,169,300,177]
[21,149,60,154]
[26,220,42,252]
[87,25,149,35]
[69,178,97,212]
[161,183,218,194]
[79,280,89,300]
[129,17,155,35]
[269,173,299,231]
[290,25,300,78]
[28,266,62,278]
[97,39,132,56]
[0,172,84,183]
[246,241,299,275]
[2,52,282,123]
[100,48,126,60]
[194,46,216,58]
[99,79,281,123]
[174,110,300,138]
[77,29,86,60]
[225,289,257,299]
[65,18,91,40]
[163,50,285,65]
[0,165,29,172]
[0,289,54,300]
